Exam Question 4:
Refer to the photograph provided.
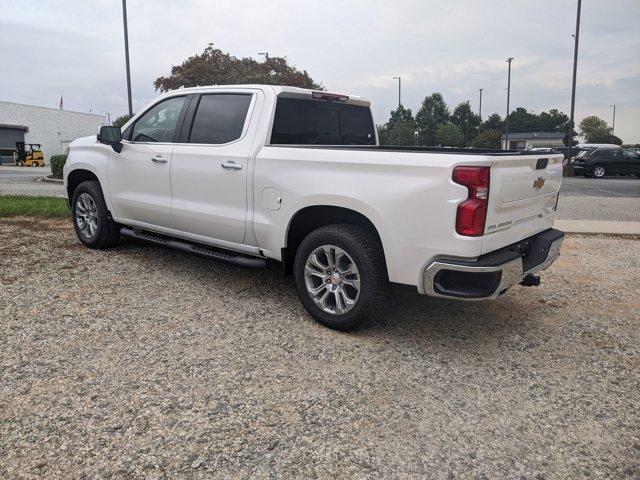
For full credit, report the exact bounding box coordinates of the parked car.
[63,85,564,331]
[571,148,640,178]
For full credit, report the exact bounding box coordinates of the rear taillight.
[452,166,490,236]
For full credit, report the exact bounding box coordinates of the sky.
[1,0,639,142]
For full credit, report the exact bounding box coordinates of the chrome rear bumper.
[423,229,564,300]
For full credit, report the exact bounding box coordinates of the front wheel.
[71,180,121,249]
[593,165,607,178]
[293,224,389,331]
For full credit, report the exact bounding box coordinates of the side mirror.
[97,126,123,152]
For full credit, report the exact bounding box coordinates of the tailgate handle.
[536,158,549,170]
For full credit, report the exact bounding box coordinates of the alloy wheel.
[75,193,99,239]
[304,244,361,315]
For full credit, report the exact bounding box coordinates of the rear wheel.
[593,165,607,178]
[293,224,389,331]
[71,180,121,249]
[32,161,38,167]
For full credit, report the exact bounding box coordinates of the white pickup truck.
[64,85,564,330]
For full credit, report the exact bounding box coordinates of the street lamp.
[392,76,401,108]
[465,100,470,147]
[121,0,133,116]
[478,88,483,120]
[569,0,582,141]
[505,57,514,150]
[258,52,269,61]
[609,104,616,137]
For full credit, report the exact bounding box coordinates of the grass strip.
[0,195,69,218]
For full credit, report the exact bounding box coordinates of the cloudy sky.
[1,0,638,142]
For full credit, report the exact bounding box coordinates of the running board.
[120,227,266,269]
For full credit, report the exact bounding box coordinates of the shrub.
[50,154,67,179]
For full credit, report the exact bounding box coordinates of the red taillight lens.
[452,166,490,236]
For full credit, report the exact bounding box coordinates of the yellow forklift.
[14,142,45,167]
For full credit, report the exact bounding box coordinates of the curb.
[37,176,64,184]
[555,219,640,237]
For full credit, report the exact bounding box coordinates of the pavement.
[0,165,65,197]
[560,176,640,198]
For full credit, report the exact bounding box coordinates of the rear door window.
[189,94,253,144]
[271,97,375,145]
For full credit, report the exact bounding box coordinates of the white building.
[501,132,566,150]
[0,101,107,164]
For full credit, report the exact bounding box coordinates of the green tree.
[451,102,481,145]
[112,114,134,128]
[472,129,502,149]
[378,105,417,146]
[435,123,464,147]
[578,115,615,143]
[537,109,569,132]
[506,107,538,133]
[154,44,322,92]
[415,93,450,146]
[483,113,504,131]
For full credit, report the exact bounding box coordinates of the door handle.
[151,155,168,164]
[221,161,242,170]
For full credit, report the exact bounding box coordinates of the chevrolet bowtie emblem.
[533,177,545,190]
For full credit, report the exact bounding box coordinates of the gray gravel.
[1,217,639,479]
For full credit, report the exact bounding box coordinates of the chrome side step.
[120,227,267,269]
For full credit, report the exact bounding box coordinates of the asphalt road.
[560,176,640,198]
[0,165,64,196]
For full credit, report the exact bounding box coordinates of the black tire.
[293,224,389,331]
[71,180,121,249]
[592,164,607,178]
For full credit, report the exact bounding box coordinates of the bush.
[50,154,67,179]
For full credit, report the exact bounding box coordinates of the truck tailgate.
[482,153,563,254]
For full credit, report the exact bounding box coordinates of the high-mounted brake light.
[312,91,349,102]
[452,166,490,236]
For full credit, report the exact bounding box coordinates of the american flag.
[59,95,63,110]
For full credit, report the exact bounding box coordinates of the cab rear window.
[270,97,375,145]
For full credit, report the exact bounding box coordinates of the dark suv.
[571,148,640,178]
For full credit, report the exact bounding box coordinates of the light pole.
[569,0,582,144]
[478,88,483,120]
[122,0,133,116]
[105,112,112,125]
[465,100,470,147]
[609,104,616,137]
[258,52,269,61]
[505,57,514,149]
[392,76,401,108]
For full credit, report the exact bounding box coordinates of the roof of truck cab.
[163,84,370,105]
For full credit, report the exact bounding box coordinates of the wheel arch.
[66,168,101,201]
[282,204,388,275]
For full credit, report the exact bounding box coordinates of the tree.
[451,102,481,145]
[112,114,134,128]
[435,123,464,147]
[506,107,538,133]
[153,44,322,92]
[415,93,450,146]
[483,113,504,132]
[378,105,417,146]
[472,129,502,149]
[579,115,615,143]
[537,108,569,132]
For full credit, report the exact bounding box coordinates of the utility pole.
[392,76,401,107]
[569,0,582,143]
[505,57,514,149]
[465,100,470,147]
[478,88,483,120]
[122,0,133,116]
[610,104,616,137]
[105,112,112,125]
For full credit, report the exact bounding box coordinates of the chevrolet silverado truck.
[64,85,564,331]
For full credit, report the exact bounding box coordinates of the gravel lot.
[1,217,639,479]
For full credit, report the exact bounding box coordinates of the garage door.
[0,125,27,164]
